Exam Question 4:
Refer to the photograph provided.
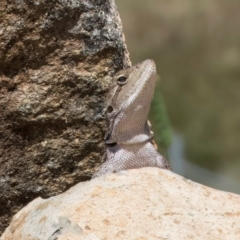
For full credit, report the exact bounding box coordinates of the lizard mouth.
[106,142,117,148]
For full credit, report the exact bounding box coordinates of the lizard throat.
[115,133,152,145]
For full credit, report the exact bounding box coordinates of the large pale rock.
[1,168,240,240]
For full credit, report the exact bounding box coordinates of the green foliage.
[149,81,172,152]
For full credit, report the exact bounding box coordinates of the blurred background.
[115,0,240,194]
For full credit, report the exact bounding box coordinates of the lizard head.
[107,59,157,115]
[105,59,157,144]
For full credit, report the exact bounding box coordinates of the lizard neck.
[104,141,169,171]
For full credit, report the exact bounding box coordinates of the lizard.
[92,59,170,178]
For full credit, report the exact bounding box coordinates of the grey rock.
[0,0,130,233]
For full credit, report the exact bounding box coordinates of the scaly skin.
[92,60,170,178]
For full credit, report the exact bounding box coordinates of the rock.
[1,168,240,240]
[0,0,130,233]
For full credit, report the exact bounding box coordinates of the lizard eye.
[107,105,113,113]
[117,75,127,85]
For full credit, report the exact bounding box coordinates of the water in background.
[116,0,240,193]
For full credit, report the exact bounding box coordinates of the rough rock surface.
[0,0,130,233]
[1,168,240,240]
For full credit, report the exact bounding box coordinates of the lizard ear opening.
[117,75,128,86]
